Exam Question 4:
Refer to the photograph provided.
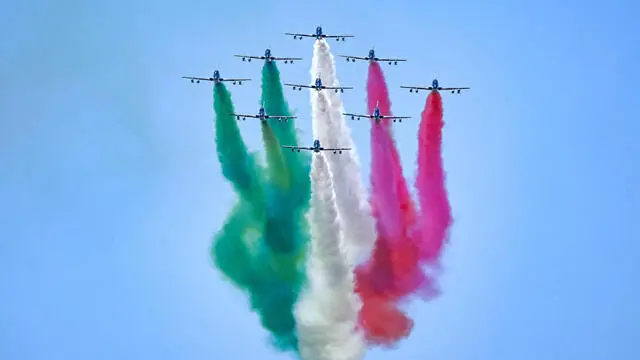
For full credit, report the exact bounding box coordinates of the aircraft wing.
[439,87,471,91]
[343,112,371,119]
[321,147,351,151]
[382,115,412,120]
[182,76,213,82]
[269,115,297,120]
[282,145,313,151]
[234,55,264,60]
[232,113,259,119]
[285,32,315,38]
[323,85,353,90]
[284,83,314,89]
[376,57,407,62]
[338,55,369,61]
[271,57,303,61]
[323,34,355,39]
[400,85,434,91]
[220,78,251,82]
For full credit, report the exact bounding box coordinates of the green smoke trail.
[213,83,266,216]
[261,62,311,204]
[261,62,301,148]
[212,200,262,288]
[211,77,311,353]
[261,121,290,190]
[258,61,311,261]
[254,61,312,352]
[211,82,266,289]
[260,62,311,255]
[212,201,303,351]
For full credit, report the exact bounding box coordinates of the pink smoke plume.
[415,91,453,262]
[369,125,403,240]
[355,62,436,346]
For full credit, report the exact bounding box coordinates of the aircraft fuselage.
[373,107,381,119]
[312,139,322,151]
[265,49,275,62]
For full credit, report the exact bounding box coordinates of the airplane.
[232,104,297,122]
[285,26,354,41]
[342,101,412,123]
[182,70,250,85]
[282,139,351,154]
[284,76,353,93]
[338,48,407,65]
[234,48,302,64]
[400,78,470,94]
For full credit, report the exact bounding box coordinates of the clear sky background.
[1,0,639,359]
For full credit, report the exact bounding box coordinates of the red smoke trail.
[415,91,452,262]
[369,124,402,240]
[366,63,419,241]
[355,62,435,346]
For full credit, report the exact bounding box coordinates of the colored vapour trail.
[295,152,365,360]
[415,90,452,262]
[212,83,266,214]
[355,62,433,346]
[261,121,289,190]
[261,62,311,211]
[369,124,403,240]
[310,39,376,266]
[260,61,312,255]
[210,74,310,352]
[294,41,366,359]
[210,82,267,294]
[255,62,312,351]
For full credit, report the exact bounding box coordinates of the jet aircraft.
[285,76,353,93]
[282,139,351,154]
[338,48,407,65]
[400,79,470,94]
[285,26,354,41]
[232,105,296,122]
[343,101,412,123]
[182,70,250,85]
[234,48,302,64]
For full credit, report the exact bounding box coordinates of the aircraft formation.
[182,26,470,154]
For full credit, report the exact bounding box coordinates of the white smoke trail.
[310,40,376,266]
[295,152,365,360]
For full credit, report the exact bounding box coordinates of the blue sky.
[1,0,638,359]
